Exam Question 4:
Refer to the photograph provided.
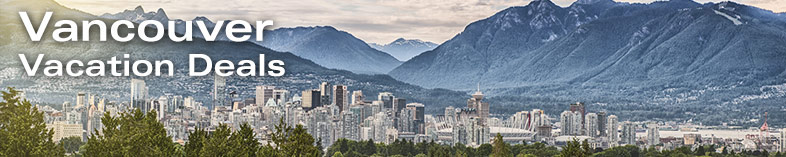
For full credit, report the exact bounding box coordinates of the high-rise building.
[585,113,599,137]
[647,123,659,146]
[255,86,276,106]
[468,117,489,146]
[156,96,168,120]
[598,112,607,137]
[341,112,359,141]
[351,90,364,105]
[301,89,321,111]
[377,92,394,109]
[452,124,468,145]
[333,85,348,112]
[319,82,332,106]
[213,75,227,108]
[406,103,425,134]
[621,121,636,145]
[393,98,407,117]
[130,79,148,112]
[467,88,489,124]
[569,102,586,133]
[560,111,582,136]
[560,111,572,136]
[780,129,785,152]
[273,89,289,104]
[397,108,414,132]
[62,102,72,113]
[608,115,619,144]
[75,92,86,109]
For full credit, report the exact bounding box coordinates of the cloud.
[55,0,786,43]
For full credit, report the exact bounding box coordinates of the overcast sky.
[55,0,786,44]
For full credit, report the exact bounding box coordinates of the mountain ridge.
[99,7,402,74]
[369,38,438,61]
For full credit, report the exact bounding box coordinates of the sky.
[55,0,786,44]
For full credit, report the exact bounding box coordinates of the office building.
[130,79,148,112]
[333,85,348,112]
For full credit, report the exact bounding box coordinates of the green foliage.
[60,136,84,154]
[559,138,590,157]
[84,109,180,156]
[83,109,177,156]
[200,124,233,156]
[591,145,640,157]
[0,87,65,156]
[230,123,259,156]
[477,144,493,156]
[258,118,322,157]
[492,133,512,157]
[512,142,559,157]
[332,151,344,157]
[184,127,208,156]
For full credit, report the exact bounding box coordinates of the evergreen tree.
[332,151,345,157]
[229,123,259,156]
[491,133,512,157]
[477,143,493,156]
[185,127,208,157]
[83,109,176,156]
[259,118,321,156]
[60,136,84,154]
[581,139,593,156]
[0,87,64,156]
[559,138,586,157]
[200,124,233,157]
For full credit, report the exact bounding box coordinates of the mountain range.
[0,0,464,113]
[3,0,786,125]
[100,7,401,74]
[369,38,438,61]
[387,0,786,124]
[390,0,786,92]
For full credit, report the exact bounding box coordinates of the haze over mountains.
[100,7,402,74]
[390,0,786,92]
[369,38,438,61]
[0,0,464,113]
[388,0,786,123]
[3,0,786,125]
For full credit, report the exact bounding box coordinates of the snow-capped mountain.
[369,38,437,61]
[390,0,619,89]
[390,0,786,111]
[100,6,169,23]
[100,7,401,74]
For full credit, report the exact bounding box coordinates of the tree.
[60,136,84,154]
[229,123,259,156]
[258,118,321,156]
[0,87,64,156]
[200,124,233,157]
[592,145,640,157]
[559,138,586,157]
[477,143,493,156]
[360,139,377,155]
[492,133,512,157]
[332,151,345,157]
[581,139,593,156]
[185,127,208,156]
[83,109,176,156]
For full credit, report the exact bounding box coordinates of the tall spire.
[472,82,484,100]
[477,82,480,93]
